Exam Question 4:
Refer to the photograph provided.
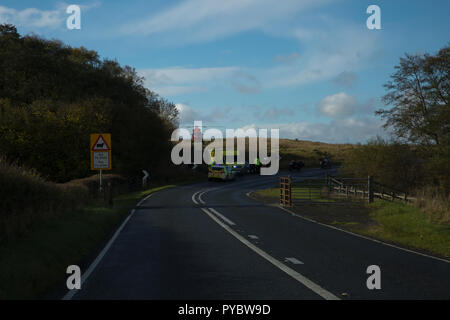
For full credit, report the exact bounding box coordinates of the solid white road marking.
[277,205,450,264]
[62,208,137,300]
[285,257,304,265]
[200,207,339,300]
[198,191,207,204]
[248,235,259,240]
[191,190,201,205]
[137,192,156,206]
[62,192,156,300]
[208,207,236,226]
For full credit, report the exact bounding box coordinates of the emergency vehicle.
[208,164,235,181]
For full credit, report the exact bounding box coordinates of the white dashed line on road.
[285,257,304,265]
[248,235,259,240]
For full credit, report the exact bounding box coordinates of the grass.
[0,184,175,300]
[359,201,450,258]
[278,139,356,168]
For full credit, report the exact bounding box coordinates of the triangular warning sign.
[92,135,110,151]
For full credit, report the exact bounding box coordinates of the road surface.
[66,168,450,300]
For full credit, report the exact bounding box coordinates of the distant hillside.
[279,139,356,168]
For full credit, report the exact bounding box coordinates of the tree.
[0,24,19,38]
[0,24,177,182]
[377,45,450,146]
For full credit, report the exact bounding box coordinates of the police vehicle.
[208,164,235,181]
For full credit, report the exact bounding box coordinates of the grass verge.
[252,188,450,260]
[0,184,176,300]
[359,201,450,259]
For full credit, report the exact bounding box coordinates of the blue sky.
[1,0,449,143]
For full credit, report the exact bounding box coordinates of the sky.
[1,0,449,143]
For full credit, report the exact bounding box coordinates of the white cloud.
[240,117,385,143]
[133,6,381,95]
[332,71,358,88]
[231,72,261,94]
[0,5,63,28]
[264,22,381,88]
[316,93,379,119]
[139,66,238,96]
[175,103,385,143]
[142,66,238,85]
[175,103,201,123]
[153,86,207,96]
[274,53,300,65]
[0,2,101,29]
[175,103,237,125]
[253,106,295,121]
[317,92,356,118]
[121,0,329,44]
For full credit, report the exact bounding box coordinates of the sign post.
[90,133,112,192]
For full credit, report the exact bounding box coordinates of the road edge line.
[276,205,450,264]
[200,207,340,300]
[62,193,156,300]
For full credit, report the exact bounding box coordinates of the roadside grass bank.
[0,183,182,300]
[252,189,450,260]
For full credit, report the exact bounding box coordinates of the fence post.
[280,176,292,207]
[288,176,292,207]
[104,180,113,207]
[368,175,374,203]
[108,181,113,207]
[279,177,283,206]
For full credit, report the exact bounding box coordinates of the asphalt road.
[66,168,450,300]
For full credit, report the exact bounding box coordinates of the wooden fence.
[327,175,416,203]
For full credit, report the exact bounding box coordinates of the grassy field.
[278,139,355,168]
[253,187,450,259]
[208,138,356,169]
[0,184,175,300]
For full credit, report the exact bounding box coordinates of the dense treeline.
[0,24,178,182]
[344,44,449,196]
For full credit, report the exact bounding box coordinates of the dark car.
[289,160,304,171]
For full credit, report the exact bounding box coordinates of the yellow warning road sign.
[90,133,111,170]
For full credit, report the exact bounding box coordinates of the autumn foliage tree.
[0,24,179,182]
